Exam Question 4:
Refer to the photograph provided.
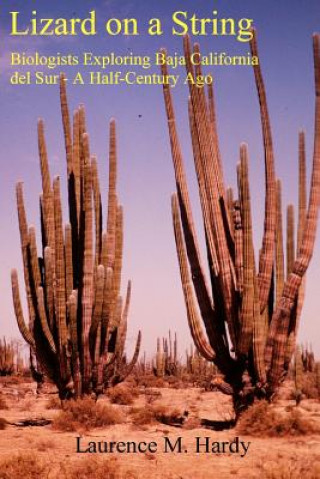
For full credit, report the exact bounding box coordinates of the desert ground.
[0,376,319,478]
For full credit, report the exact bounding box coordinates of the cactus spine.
[12,75,141,399]
[162,32,320,414]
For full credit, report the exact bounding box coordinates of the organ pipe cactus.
[11,75,141,399]
[161,32,320,414]
[154,331,179,377]
[0,338,15,376]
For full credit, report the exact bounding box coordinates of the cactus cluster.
[0,338,15,376]
[186,345,217,379]
[0,338,25,376]
[11,75,141,399]
[301,344,315,372]
[154,331,178,377]
[161,32,320,412]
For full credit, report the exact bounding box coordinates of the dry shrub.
[46,396,61,409]
[144,389,162,405]
[301,371,319,399]
[52,398,124,432]
[0,418,7,430]
[0,453,49,478]
[257,455,320,478]
[0,454,136,479]
[134,375,166,388]
[62,457,137,479]
[19,399,35,412]
[152,405,185,425]
[0,396,8,410]
[108,385,138,405]
[237,400,315,437]
[182,416,201,430]
[166,376,182,388]
[130,404,183,426]
[36,438,56,452]
[130,407,155,426]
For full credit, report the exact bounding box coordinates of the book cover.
[0,1,319,477]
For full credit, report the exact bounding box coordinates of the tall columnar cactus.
[154,331,179,377]
[155,338,165,377]
[11,75,141,399]
[294,345,303,405]
[161,32,320,414]
[0,338,15,376]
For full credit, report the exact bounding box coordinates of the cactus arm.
[81,150,94,391]
[117,280,131,360]
[161,48,224,353]
[188,98,219,277]
[207,82,225,198]
[238,145,255,355]
[101,266,113,353]
[36,287,57,354]
[44,247,54,330]
[28,225,42,290]
[72,109,81,229]
[253,272,267,384]
[60,73,73,177]
[268,34,320,390]
[106,119,118,269]
[65,224,73,301]
[285,132,308,366]
[286,205,295,278]
[227,188,235,238]
[37,119,51,194]
[112,206,123,313]
[16,183,36,326]
[114,330,141,385]
[53,177,69,386]
[250,30,277,314]
[183,37,236,346]
[297,131,307,248]
[89,264,105,357]
[172,194,216,362]
[189,98,231,339]
[38,120,55,254]
[264,180,285,369]
[275,180,285,304]
[53,178,68,349]
[233,201,244,295]
[11,269,35,348]
[91,156,103,268]
[68,290,81,396]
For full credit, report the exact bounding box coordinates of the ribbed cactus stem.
[238,145,254,354]
[275,180,284,304]
[286,205,295,278]
[162,31,319,409]
[250,30,277,314]
[267,34,320,389]
[12,75,140,398]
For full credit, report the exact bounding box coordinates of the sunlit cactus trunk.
[11,75,141,400]
[162,32,320,417]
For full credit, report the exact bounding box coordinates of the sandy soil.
[0,378,319,478]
